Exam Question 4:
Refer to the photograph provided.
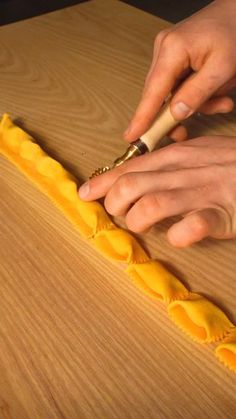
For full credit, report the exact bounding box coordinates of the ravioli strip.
[0,114,235,372]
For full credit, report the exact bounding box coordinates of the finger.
[144,30,170,89]
[168,124,188,142]
[167,209,227,247]
[78,137,233,201]
[171,57,234,120]
[172,68,193,92]
[199,96,234,115]
[214,76,236,96]
[79,149,178,201]
[124,40,187,142]
[125,186,212,233]
[104,167,211,216]
[78,144,193,201]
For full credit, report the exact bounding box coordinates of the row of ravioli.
[0,113,235,372]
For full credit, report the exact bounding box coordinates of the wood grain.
[0,0,236,417]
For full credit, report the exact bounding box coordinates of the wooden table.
[0,1,236,417]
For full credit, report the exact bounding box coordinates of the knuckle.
[104,197,113,215]
[191,213,209,236]
[171,141,185,153]
[154,34,161,49]
[154,29,169,48]
[162,31,183,49]
[126,191,173,233]
[162,142,185,160]
[104,194,116,215]
[139,193,162,218]
[116,173,136,198]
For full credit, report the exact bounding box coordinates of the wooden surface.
[0,1,236,417]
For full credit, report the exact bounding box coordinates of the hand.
[124,0,236,143]
[79,136,236,247]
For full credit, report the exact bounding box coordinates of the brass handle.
[91,98,179,177]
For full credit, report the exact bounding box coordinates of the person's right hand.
[124,0,236,143]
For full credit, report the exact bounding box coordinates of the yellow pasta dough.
[168,294,233,343]
[215,329,236,372]
[0,113,235,372]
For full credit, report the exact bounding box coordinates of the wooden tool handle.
[140,98,178,151]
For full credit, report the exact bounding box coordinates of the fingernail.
[79,182,90,199]
[172,102,192,119]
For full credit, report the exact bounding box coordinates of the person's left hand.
[79,136,236,247]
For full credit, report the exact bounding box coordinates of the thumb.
[167,209,227,248]
[170,57,234,120]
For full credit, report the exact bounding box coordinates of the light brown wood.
[0,1,236,417]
